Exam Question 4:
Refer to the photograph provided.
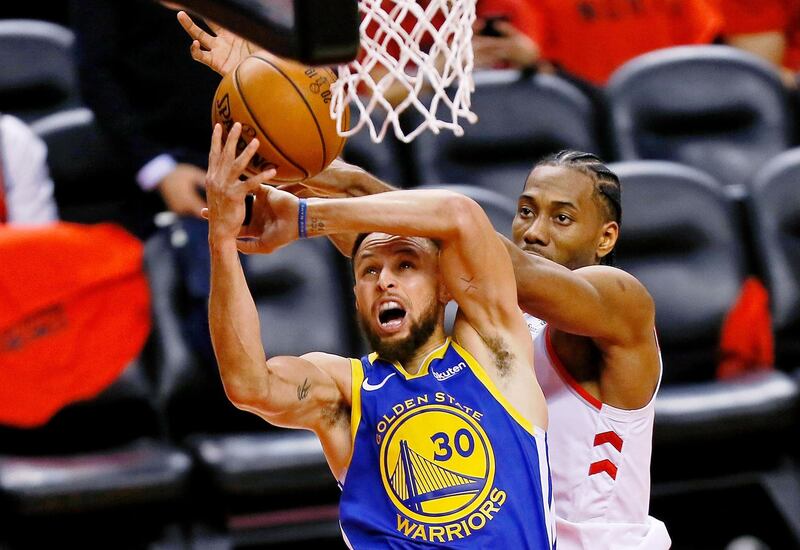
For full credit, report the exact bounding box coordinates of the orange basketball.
[212,52,349,183]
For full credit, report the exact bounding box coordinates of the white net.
[331,0,478,143]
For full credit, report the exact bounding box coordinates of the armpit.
[483,335,514,376]
[320,399,349,428]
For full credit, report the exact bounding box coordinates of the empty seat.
[412,69,601,201]
[0,20,80,122]
[610,160,798,479]
[607,46,792,192]
[748,148,800,369]
[612,160,749,382]
[0,360,192,546]
[611,160,800,548]
[341,119,414,186]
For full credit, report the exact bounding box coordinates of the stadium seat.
[0,20,81,122]
[412,69,602,201]
[748,148,800,370]
[341,118,415,186]
[145,230,351,545]
[607,46,792,193]
[611,161,749,383]
[0,359,193,547]
[610,160,800,545]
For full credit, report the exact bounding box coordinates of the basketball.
[211,52,349,183]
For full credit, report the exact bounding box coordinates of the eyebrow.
[354,244,423,265]
[519,194,578,210]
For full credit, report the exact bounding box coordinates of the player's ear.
[437,278,452,304]
[597,220,619,260]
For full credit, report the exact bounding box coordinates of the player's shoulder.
[574,265,655,326]
[300,352,354,374]
[574,264,651,297]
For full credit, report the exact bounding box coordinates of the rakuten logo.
[432,361,467,382]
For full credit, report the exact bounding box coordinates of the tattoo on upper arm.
[484,335,514,376]
[297,378,311,401]
[460,276,478,293]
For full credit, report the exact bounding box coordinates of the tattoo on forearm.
[460,276,478,293]
[297,378,311,401]
[310,217,325,234]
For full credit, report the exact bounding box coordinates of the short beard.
[358,300,442,366]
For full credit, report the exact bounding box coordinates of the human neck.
[400,326,448,375]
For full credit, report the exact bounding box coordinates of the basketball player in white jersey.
[176,16,670,549]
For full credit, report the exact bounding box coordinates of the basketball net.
[331,0,478,143]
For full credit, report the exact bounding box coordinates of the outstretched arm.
[501,235,655,345]
[279,159,399,256]
[240,188,521,331]
[206,123,351,457]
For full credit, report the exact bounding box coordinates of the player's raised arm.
[239,187,545,424]
[277,159,399,257]
[241,187,524,342]
[502,236,655,344]
[205,123,352,475]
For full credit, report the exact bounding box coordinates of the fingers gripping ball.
[212,52,349,183]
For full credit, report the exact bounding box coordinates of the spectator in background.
[70,0,221,365]
[714,0,789,66]
[473,0,722,86]
[0,114,58,225]
[784,1,800,73]
[715,0,800,89]
[712,0,800,86]
[70,0,218,218]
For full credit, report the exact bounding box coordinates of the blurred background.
[0,1,799,548]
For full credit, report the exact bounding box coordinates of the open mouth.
[378,301,407,332]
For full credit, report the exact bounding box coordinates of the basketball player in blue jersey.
[204,122,556,547]
[180,16,667,548]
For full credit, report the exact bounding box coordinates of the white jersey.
[525,314,671,550]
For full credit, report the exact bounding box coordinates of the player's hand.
[473,20,540,69]
[205,123,277,242]
[177,10,263,75]
[158,164,208,217]
[277,159,360,199]
[236,184,301,254]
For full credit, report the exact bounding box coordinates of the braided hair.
[534,151,622,265]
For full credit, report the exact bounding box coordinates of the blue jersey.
[339,338,556,548]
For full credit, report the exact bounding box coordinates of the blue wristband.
[298,199,308,239]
